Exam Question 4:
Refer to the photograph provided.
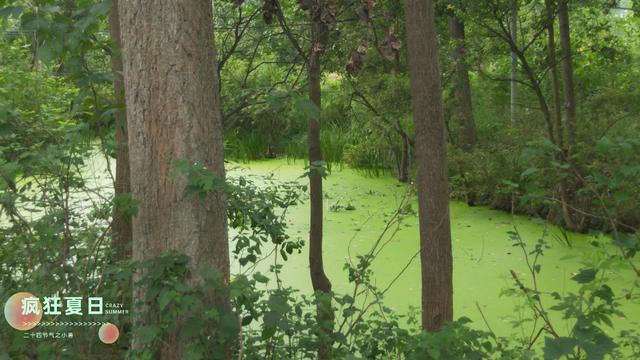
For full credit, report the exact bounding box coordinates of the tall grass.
[343,141,394,177]
[321,125,349,171]
[284,126,350,171]
[225,132,266,162]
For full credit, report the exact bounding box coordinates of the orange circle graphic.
[99,322,120,344]
[4,292,43,331]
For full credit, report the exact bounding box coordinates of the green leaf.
[262,325,277,339]
[181,317,203,340]
[113,192,139,216]
[241,315,253,326]
[0,161,20,179]
[136,325,160,345]
[571,268,598,284]
[521,167,539,179]
[544,337,578,359]
[612,191,630,204]
[593,284,614,304]
[252,273,269,284]
[90,0,112,16]
[294,97,320,119]
[534,264,541,274]
[301,160,329,179]
[0,5,22,19]
[158,290,176,311]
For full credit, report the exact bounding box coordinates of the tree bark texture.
[404,0,454,332]
[510,0,518,124]
[547,0,564,149]
[109,0,132,261]
[398,131,410,183]
[308,2,333,358]
[559,0,577,152]
[547,0,576,230]
[118,0,230,357]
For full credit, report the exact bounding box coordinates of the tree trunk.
[404,0,454,332]
[510,0,518,124]
[513,47,556,143]
[398,131,410,183]
[109,0,131,261]
[308,4,333,358]
[448,16,477,150]
[547,0,576,230]
[559,0,577,153]
[118,0,230,357]
[547,0,564,150]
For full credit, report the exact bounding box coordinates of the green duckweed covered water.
[230,159,639,337]
[6,155,637,338]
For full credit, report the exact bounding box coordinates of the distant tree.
[559,0,577,153]
[404,0,454,332]
[448,14,477,150]
[546,0,564,149]
[546,0,575,230]
[511,0,519,124]
[108,0,131,261]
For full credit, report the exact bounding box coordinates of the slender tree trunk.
[547,0,576,230]
[448,16,477,150]
[109,0,131,261]
[547,0,564,150]
[510,0,518,124]
[559,0,577,153]
[118,0,230,357]
[398,131,410,183]
[505,6,555,143]
[513,48,556,143]
[309,4,333,358]
[405,0,454,332]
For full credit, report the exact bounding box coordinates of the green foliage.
[173,159,308,265]
[516,135,640,230]
[128,254,234,360]
[501,227,639,360]
[226,173,306,264]
[1,0,640,358]
[112,192,138,217]
[225,132,268,162]
[172,159,226,199]
[301,160,330,179]
[113,221,640,359]
[344,140,393,176]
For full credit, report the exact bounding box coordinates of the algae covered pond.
[9,154,638,338]
[229,159,639,337]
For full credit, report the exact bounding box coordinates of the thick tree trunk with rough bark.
[448,16,477,150]
[109,0,131,261]
[308,4,333,358]
[559,0,577,152]
[404,0,454,332]
[118,0,230,357]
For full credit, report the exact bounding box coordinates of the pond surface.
[6,155,638,337]
[230,159,639,337]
